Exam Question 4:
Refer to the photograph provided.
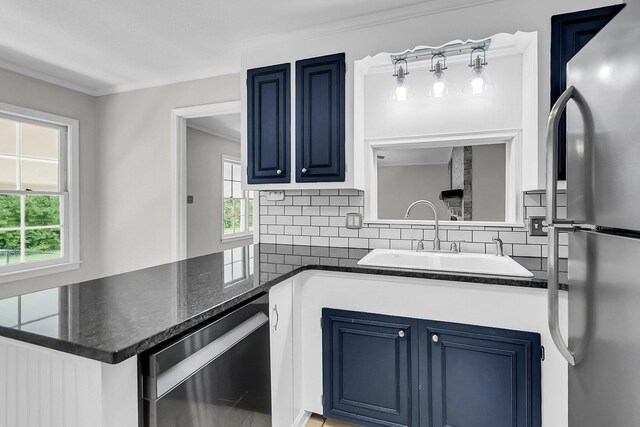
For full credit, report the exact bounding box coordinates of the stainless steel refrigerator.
[546,2,640,425]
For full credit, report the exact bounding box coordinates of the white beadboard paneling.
[0,336,137,427]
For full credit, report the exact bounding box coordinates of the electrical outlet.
[345,212,363,229]
[266,191,285,201]
[529,216,547,236]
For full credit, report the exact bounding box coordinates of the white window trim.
[0,102,80,284]
[221,155,253,241]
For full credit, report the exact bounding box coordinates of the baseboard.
[294,410,312,427]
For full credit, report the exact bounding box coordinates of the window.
[223,246,254,286]
[222,157,254,238]
[0,103,79,282]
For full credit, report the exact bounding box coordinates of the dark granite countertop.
[0,244,564,364]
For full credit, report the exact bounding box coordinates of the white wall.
[241,0,624,190]
[377,164,450,220]
[186,127,251,257]
[95,74,240,278]
[364,54,522,139]
[472,144,506,220]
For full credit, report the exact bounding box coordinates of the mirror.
[376,143,505,221]
[357,31,537,225]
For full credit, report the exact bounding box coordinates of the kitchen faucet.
[404,200,441,251]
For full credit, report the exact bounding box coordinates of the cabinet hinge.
[541,346,545,361]
[320,317,323,329]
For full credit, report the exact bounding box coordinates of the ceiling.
[187,114,241,142]
[377,146,453,166]
[0,0,492,95]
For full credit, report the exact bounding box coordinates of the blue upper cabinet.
[322,309,419,427]
[295,53,346,183]
[246,63,291,184]
[420,320,542,427]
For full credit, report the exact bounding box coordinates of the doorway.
[171,102,255,260]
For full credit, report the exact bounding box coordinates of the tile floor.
[306,414,357,427]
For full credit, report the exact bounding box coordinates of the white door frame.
[170,101,241,261]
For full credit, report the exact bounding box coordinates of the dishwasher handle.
[155,312,269,398]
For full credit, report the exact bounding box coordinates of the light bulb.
[395,84,407,101]
[432,80,445,97]
[471,76,485,93]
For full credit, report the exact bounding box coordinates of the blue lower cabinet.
[322,309,419,426]
[420,321,542,427]
[322,310,542,427]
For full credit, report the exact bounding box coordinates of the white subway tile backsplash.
[513,244,541,257]
[447,230,472,242]
[329,196,349,206]
[329,237,349,247]
[369,239,391,249]
[302,206,320,216]
[320,206,340,216]
[320,227,339,237]
[498,231,527,244]
[277,216,293,225]
[379,228,401,239]
[284,206,302,216]
[259,189,566,260]
[301,226,320,236]
[339,228,359,238]
[358,228,379,239]
[294,216,311,226]
[349,238,369,248]
[310,216,329,226]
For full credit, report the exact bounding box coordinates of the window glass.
[0,194,20,228]
[25,195,60,226]
[223,158,252,236]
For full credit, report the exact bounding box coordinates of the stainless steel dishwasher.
[142,294,271,427]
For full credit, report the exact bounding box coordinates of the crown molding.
[0,58,98,96]
[241,0,502,50]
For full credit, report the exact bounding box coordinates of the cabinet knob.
[276,169,282,175]
[398,330,405,338]
[432,334,439,343]
[301,168,308,173]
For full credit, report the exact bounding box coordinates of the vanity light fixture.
[392,58,409,101]
[427,53,452,98]
[464,47,491,95]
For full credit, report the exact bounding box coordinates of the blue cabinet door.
[295,53,345,182]
[420,320,542,427]
[550,4,625,180]
[246,63,291,184]
[322,309,419,427]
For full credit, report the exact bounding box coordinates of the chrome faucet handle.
[450,241,459,253]
[415,239,425,252]
[492,237,505,256]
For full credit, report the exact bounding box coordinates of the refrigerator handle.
[546,85,589,366]
[545,85,589,225]
[547,225,576,366]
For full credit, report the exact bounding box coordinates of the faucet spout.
[405,200,441,251]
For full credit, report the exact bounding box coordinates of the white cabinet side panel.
[269,280,295,427]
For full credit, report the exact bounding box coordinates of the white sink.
[357,249,534,278]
